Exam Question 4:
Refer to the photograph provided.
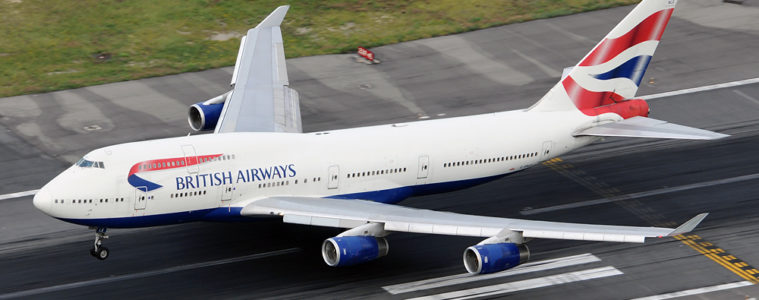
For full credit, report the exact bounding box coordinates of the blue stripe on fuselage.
[60,173,512,228]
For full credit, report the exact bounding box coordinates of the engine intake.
[463,243,530,274]
[322,236,389,267]
[188,102,224,131]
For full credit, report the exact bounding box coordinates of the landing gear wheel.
[90,227,110,260]
[90,246,109,260]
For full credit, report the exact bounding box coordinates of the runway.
[1,0,759,298]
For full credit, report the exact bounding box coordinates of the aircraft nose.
[33,187,52,215]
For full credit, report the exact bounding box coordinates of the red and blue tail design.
[531,0,676,117]
[128,154,222,191]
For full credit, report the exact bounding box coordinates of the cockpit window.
[76,158,105,169]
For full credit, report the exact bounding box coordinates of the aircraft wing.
[215,5,302,134]
[574,116,728,140]
[241,197,707,243]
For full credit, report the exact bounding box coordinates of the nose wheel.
[90,227,110,260]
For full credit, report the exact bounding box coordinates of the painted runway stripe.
[640,77,759,100]
[383,253,600,294]
[521,172,759,215]
[675,235,759,284]
[0,248,300,299]
[407,266,623,300]
[733,89,759,106]
[0,189,38,202]
[631,281,753,300]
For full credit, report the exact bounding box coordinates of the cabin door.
[134,186,148,210]
[417,155,430,182]
[328,165,340,189]
[541,141,553,160]
[181,145,199,174]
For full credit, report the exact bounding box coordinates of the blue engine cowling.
[463,243,530,274]
[188,102,224,131]
[321,236,389,267]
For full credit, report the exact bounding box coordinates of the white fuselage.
[33,109,599,228]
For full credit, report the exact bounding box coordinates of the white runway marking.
[522,172,759,215]
[407,266,623,300]
[0,248,300,299]
[733,89,759,106]
[511,49,561,77]
[631,281,753,300]
[0,189,38,201]
[640,77,759,100]
[383,253,600,294]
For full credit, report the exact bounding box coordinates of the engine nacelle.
[188,102,224,131]
[463,243,530,274]
[322,236,389,267]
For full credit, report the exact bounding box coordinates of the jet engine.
[187,92,230,131]
[463,243,530,274]
[322,236,389,267]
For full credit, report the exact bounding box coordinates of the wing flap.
[575,116,728,140]
[242,197,705,243]
[522,230,644,243]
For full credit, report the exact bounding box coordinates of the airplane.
[33,0,724,274]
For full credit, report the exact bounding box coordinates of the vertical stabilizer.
[530,0,676,114]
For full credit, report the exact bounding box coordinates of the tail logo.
[564,7,674,112]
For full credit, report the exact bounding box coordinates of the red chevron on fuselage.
[127,154,223,191]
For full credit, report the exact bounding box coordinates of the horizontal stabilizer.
[575,116,728,140]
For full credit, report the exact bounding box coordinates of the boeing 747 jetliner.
[34,0,723,274]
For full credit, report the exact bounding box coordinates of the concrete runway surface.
[1,0,759,298]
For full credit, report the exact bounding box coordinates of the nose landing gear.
[89,227,109,260]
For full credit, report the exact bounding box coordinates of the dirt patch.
[208,31,242,41]
[339,22,355,31]
[46,70,79,76]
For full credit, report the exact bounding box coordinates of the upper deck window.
[76,158,105,169]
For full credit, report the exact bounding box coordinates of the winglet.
[257,5,290,29]
[668,213,709,236]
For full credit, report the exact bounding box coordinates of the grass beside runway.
[0,0,636,98]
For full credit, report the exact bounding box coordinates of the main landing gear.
[89,227,109,260]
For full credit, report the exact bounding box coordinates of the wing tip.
[256,5,290,29]
[668,213,709,236]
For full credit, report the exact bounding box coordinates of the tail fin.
[530,0,676,114]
